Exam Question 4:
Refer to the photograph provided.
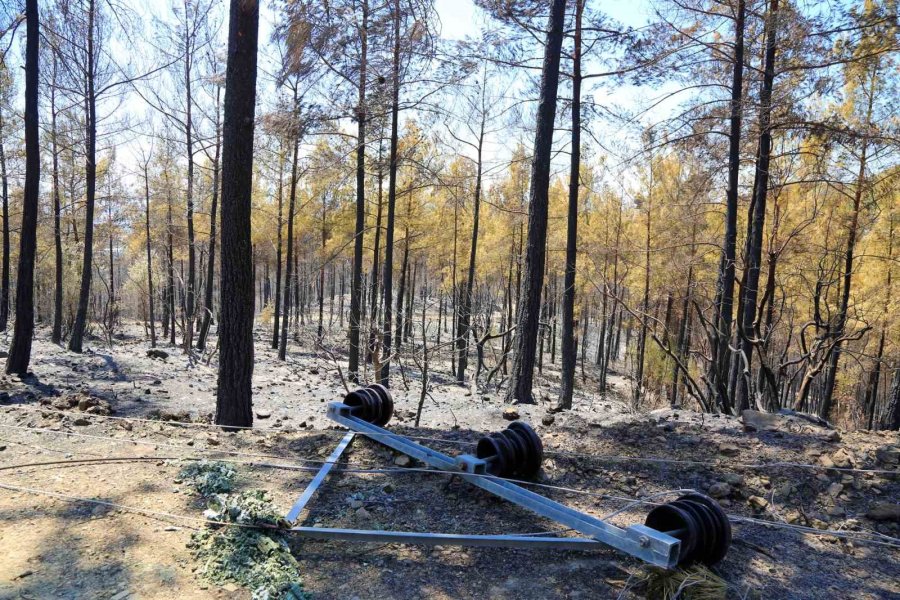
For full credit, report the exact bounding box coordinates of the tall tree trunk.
[318,200,326,342]
[50,53,63,344]
[107,198,115,303]
[166,172,176,345]
[819,65,877,421]
[556,0,582,410]
[507,0,567,405]
[734,0,779,412]
[379,0,401,386]
[348,0,369,381]
[271,142,284,349]
[367,150,384,363]
[5,0,39,374]
[869,213,893,429]
[0,106,8,332]
[279,95,301,361]
[634,162,652,407]
[456,91,486,384]
[215,0,259,428]
[198,88,222,351]
[143,159,156,348]
[394,216,410,357]
[68,0,97,354]
[184,18,196,352]
[710,0,746,413]
[602,199,623,389]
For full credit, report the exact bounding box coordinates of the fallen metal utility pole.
[285,385,731,569]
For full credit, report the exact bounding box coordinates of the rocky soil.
[0,325,898,599]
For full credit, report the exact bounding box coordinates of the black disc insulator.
[508,421,543,477]
[680,493,731,566]
[366,383,394,426]
[645,493,731,567]
[343,386,388,424]
[475,421,544,479]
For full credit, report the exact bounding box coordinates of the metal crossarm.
[285,432,355,523]
[322,402,681,568]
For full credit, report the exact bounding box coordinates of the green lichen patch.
[189,490,306,599]
[178,460,236,496]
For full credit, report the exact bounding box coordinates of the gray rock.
[875,446,899,466]
[708,482,732,499]
[867,503,900,522]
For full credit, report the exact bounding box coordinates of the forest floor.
[0,324,898,599]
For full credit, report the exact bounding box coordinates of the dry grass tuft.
[643,565,728,600]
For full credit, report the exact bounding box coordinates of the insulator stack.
[475,421,544,479]
[343,384,394,426]
[644,493,732,566]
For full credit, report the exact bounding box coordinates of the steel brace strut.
[282,401,685,568]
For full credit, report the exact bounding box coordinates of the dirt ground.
[0,325,898,599]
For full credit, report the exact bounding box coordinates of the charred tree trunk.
[348,0,368,382]
[50,53,63,344]
[5,0,39,373]
[379,0,401,386]
[184,38,196,352]
[734,0,779,412]
[143,158,157,348]
[271,144,284,349]
[215,0,259,428]
[166,173,176,345]
[507,0,566,405]
[68,0,98,354]
[556,0,582,411]
[710,0,746,413]
[197,88,222,351]
[0,105,8,332]
[456,95,486,384]
[634,165,652,407]
[367,149,384,364]
[279,102,301,361]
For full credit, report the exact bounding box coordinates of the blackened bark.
[68,0,97,354]
[367,152,384,363]
[734,0,779,412]
[0,106,9,332]
[886,366,900,430]
[5,0,39,374]
[556,0,582,410]
[143,158,157,348]
[51,53,63,344]
[379,0,401,386]
[166,178,176,345]
[279,97,301,361]
[198,89,222,351]
[456,96,486,384]
[507,0,567,404]
[271,142,284,349]
[215,0,259,428]
[184,27,196,352]
[348,0,368,381]
[711,0,745,412]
